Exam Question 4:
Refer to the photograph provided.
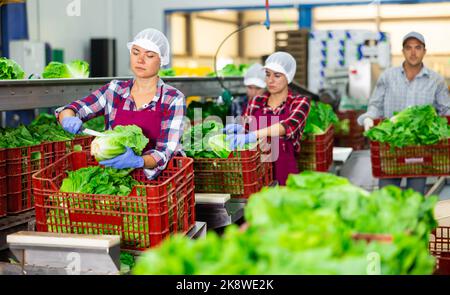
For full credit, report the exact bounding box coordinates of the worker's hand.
[61,116,83,134]
[226,132,257,150]
[99,147,144,169]
[363,117,374,132]
[223,123,245,134]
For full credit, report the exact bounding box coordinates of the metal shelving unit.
[0,76,318,112]
[0,76,248,111]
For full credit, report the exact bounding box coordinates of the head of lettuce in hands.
[90,125,149,162]
[182,120,257,159]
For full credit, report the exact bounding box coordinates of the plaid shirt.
[358,64,450,125]
[55,78,186,180]
[243,90,311,153]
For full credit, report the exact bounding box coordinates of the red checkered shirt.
[55,78,186,180]
[243,90,311,153]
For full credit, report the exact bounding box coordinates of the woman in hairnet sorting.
[230,63,267,117]
[225,52,311,185]
[55,28,186,179]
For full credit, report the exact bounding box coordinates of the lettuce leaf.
[365,105,450,147]
[90,125,149,162]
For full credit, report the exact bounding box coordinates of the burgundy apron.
[111,85,164,153]
[252,102,299,186]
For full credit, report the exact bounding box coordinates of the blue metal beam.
[298,6,312,29]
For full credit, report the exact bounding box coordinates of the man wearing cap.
[230,63,267,117]
[358,31,450,194]
[55,28,186,180]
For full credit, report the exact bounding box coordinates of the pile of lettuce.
[304,101,338,136]
[182,121,232,159]
[0,57,25,80]
[133,171,437,275]
[90,125,149,162]
[42,60,90,79]
[0,114,74,148]
[365,105,450,148]
[158,68,176,77]
[60,166,139,196]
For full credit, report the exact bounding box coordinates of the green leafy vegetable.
[182,121,226,158]
[0,57,25,80]
[158,68,176,77]
[186,100,230,123]
[206,63,249,77]
[334,119,350,135]
[365,105,450,147]
[60,166,138,195]
[0,125,41,148]
[42,62,71,78]
[304,101,338,136]
[133,171,437,275]
[66,60,90,78]
[90,125,149,162]
[42,60,90,79]
[83,116,105,132]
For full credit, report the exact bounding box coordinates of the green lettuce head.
[90,125,149,162]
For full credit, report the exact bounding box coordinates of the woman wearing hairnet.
[225,52,311,185]
[55,28,186,179]
[230,63,267,117]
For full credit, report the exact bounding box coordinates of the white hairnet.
[244,63,266,88]
[264,52,296,83]
[127,28,170,66]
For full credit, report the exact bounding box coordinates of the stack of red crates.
[335,110,367,150]
[192,150,273,200]
[0,149,6,217]
[32,151,195,251]
[297,125,334,172]
[5,143,55,214]
[429,226,450,275]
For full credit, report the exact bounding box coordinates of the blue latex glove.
[223,123,245,134]
[99,147,144,169]
[226,132,257,150]
[61,116,83,134]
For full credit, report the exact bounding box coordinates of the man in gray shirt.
[358,31,450,194]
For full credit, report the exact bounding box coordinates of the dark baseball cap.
[402,31,426,47]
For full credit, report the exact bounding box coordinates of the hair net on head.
[264,52,296,83]
[127,28,170,66]
[244,63,266,88]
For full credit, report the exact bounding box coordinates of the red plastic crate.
[334,110,367,150]
[335,135,367,150]
[370,140,450,178]
[0,148,6,217]
[71,135,93,152]
[429,226,450,275]
[6,143,53,214]
[32,151,194,251]
[192,150,273,200]
[297,124,334,172]
[336,110,365,135]
[370,117,450,178]
[52,136,94,164]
